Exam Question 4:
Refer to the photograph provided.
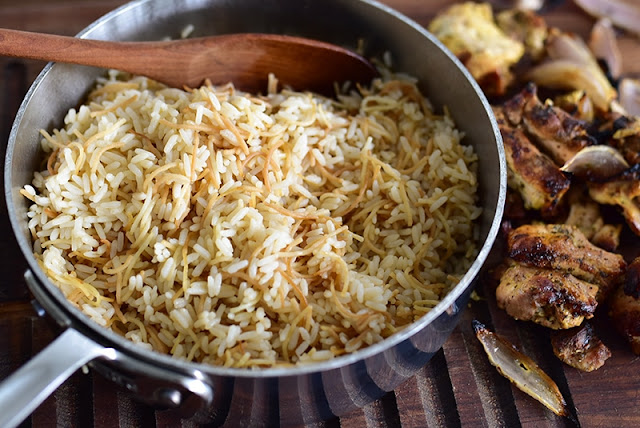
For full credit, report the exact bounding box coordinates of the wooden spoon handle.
[0,27,199,81]
[0,28,377,92]
[0,28,139,67]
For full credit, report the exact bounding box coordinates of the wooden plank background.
[1,1,640,426]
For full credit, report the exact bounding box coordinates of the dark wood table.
[2,1,640,426]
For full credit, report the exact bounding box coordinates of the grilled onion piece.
[561,145,629,181]
[473,320,569,417]
[525,30,617,110]
[589,18,622,80]
[618,78,640,117]
[574,0,640,38]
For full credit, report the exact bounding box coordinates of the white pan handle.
[0,328,116,428]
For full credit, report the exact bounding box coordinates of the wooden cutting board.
[1,1,639,427]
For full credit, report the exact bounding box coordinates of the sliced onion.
[589,18,622,80]
[526,30,617,111]
[515,0,545,10]
[561,145,630,181]
[546,29,595,64]
[488,0,545,11]
[619,78,640,118]
[575,0,640,37]
[473,320,569,417]
[525,60,616,111]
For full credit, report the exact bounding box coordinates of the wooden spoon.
[0,28,377,94]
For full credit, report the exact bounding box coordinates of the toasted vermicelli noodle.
[23,70,481,367]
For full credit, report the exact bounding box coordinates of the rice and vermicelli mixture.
[22,69,481,368]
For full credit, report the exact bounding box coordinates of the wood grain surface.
[1,1,640,427]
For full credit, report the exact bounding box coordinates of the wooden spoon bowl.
[0,28,377,93]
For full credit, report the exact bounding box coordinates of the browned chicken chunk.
[614,134,640,168]
[589,172,640,235]
[504,191,528,220]
[623,256,640,298]
[564,195,604,240]
[496,263,598,329]
[428,2,524,96]
[606,115,640,166]
[503,83,594,165]
[507,224,626,300]
[609,285,640,355]
[564,190,622,251]
[497,111,571,215]
[550,322,611,372]
[591,224,622,252]
[496,8,548,61]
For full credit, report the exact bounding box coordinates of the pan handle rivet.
[154,388,182,408]
[30,300,46,318]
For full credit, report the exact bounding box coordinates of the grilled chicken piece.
[496,110,571,215]
[496,8,548,61]
[504,190,528,220]
[623,256,640,298]
[503,83,595,165]
[550,322,611,371]
[496,263,598,329]
[609,257,640,359]
[428,2,524,96]
[609,285,640,355]
[589,172,640,235]
[507,224,626,300]
[614,133,640,168]
[564,196,604,240]
[591,223,622,252]
[563,191,622,250]
[608,115,640,166]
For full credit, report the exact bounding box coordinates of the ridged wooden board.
[2,1,640,427]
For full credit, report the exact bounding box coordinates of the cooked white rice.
[23,70,481,367]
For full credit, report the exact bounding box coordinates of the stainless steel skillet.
[1,0,506,426]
